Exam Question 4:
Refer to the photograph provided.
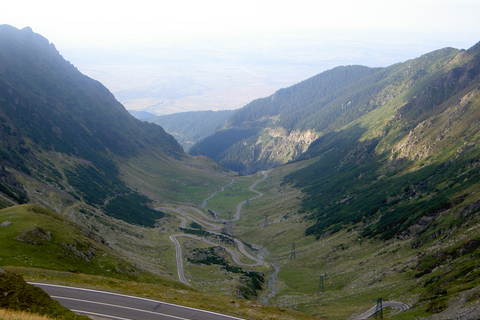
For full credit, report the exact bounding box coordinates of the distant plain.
[62,32,459,115]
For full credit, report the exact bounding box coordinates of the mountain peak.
[0,24,182,160]
[21,26,33,33]
[0,25,183,224]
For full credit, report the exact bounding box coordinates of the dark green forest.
[0,25,178,226]
[284,43,480,240]
[191,48,462,175]
[149,110,234,151]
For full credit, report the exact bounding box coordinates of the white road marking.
[52,296,191,320]
[30,283,246,320]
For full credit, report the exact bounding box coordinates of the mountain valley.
[2,24,480,320]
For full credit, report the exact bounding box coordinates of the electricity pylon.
[374,298,383,320]
[290,243,296,260]
[318,274,327,292]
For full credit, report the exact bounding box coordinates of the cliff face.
[244,128,319,174]
[393,87,480,161]
[391,54,480,162]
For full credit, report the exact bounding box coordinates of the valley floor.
[150,168,413,319]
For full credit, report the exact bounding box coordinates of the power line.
[290,243,296,260]
[223,212,233,236]
[318,274,327,292]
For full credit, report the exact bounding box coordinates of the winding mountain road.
[233,170,270,221]
[160,171,410,319]
[161,171,270,286]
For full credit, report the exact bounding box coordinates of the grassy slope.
[230,163,480,319]
[118,150,234,206]
[0,201,321,320]
[0,269,88,320]
[0,204,171,283]
[0,308,56,320]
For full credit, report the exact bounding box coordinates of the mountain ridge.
[0,25,228,228]
[189,46,465,174]
[148,109,235,151]
[4,23,480,319]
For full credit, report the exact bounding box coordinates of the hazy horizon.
[3,0,480,114]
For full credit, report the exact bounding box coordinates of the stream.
[262,263,280,305]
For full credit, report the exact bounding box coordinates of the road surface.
[32,283,246,320]
[161,171,269,286]
[233,170,271,221]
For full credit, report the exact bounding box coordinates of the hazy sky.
[3,0,479,46]
[2,0,480,114]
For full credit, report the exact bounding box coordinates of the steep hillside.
[0,267,88,320]
[230,163,480,319]
[0,26,182,159]
[190,47,463,174]
[285,41,480,240]
[0,204,165,282]
[149,109,234,151]
[0,25,230,228]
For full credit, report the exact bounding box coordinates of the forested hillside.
[283,41,480,241]
[148,110,234,151]
[190,47,464,174]
[227,65,382,131]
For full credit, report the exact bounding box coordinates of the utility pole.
[228,212,233,235]
[264,214,268,227]
[290,243,296,260]
[318,274,327,293]
[374,298,383,320]
[245,199,249,209]
[223,212,233,236]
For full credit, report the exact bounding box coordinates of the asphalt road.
[161,171,269,286]
[31,283,246,320]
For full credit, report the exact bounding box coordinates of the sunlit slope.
[287,42,480,240]
[0,204,173,283]
[0,204,322,320]
[190,45,474,174]
[232,161,480,319]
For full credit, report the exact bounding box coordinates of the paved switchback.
[160,171,270,286]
